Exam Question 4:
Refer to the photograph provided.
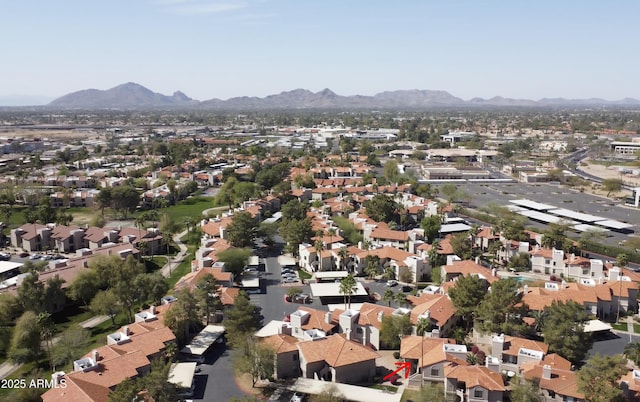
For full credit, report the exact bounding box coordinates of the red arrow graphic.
[383,361,412,381]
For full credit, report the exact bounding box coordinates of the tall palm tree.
[313,239,325,272]
[617,253,630,322]
[416,317,432,336]
[337,247,349,272]
[383,289,395,307]
[393,291,407,308]
[339,274,357,310]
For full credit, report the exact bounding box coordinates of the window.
[474,389,483,398]
[430,367,439,376]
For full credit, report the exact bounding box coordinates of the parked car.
[292,294,312,304]
[290,392,306,402]
[281,268,294,274]
[29,254,42,260]
[386,280,398,287]
[282,273,297,279]
[283,277,299,283]
[0,253,10,261]
[17,252,29,258]
[245,267,258,273]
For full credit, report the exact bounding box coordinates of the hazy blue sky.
[2,0,639,103]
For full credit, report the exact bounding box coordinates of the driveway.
[191,344,248,401]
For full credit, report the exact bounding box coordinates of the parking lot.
[440,182,640,246]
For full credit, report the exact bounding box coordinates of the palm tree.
[624,341,640,367]
[313,238,325,271]
[183,216,195,234]
[529,310,546,334]
[337,247,349,271]
[383,289,395,307]
[617,253,630,322]
[393,291,407,308]
[365,255,380,279]
[416,317,432,336]
[339,274,358,309]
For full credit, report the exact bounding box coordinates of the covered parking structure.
[309,282,369,305]
[180,324,225,357]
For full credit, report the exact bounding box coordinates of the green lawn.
[612,322,627,331]
[166,245,196,289]
[633,324,640,334]
[401,389,421,402]
[161,196,215,222]
[371,384,398,393]
[298,270,312,280]
[144,256,168,273]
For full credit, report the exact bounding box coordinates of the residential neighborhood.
[0,108,638,402]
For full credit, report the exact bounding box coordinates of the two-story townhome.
[331,303,399,350]
[297,333,380,384]
[490,334,548,374]
[522,354,584,402]
[444,365,506,402]
[408,293,458,338]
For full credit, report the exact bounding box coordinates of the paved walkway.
[79,315,110,329]
[160,229,188,278]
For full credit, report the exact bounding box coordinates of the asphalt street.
[191,344,247,401]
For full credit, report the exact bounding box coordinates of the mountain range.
[40,82,640,110]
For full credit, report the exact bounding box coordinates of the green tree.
[509,376,543,402]
[96,187,114,216]
[90,289,122,326]
[399,266,413,283]
[393,291,407,307]
[37,312,55,370]
[420,215,442,243]
[624,341,640,367]
[133,272,169,306]
[8,311,41,363]
[542,300,592,364]
[602,178,623,197]
[383,159,401,183]
[450,232,474,260]
[364,194,399,223]
[364,255,380,279]
[225,291,261,350]
[430,265,442,285]
[51,325,91,370]
[17,272,44,313]
[476,278,528,335]
[416,317,433,336]
[194,276,221,325]
[380,314,412,349]
[226,211,258,248]
[163,290,200,346]
[281,218,313,257]
[110,185,140,219]
[234,340,275,387]
[448,274,486,330]
[577,353,627,402]
[383,288,395,307]
[508,252,532,272]
[339,274,357,309]
[216,247,253,279]
[68,269,100,308]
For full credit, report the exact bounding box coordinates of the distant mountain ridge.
[46,82,640,110]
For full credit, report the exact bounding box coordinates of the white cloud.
[155,0,248,15]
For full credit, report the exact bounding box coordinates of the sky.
[2,0,640,104]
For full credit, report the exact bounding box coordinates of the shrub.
[392,351,400,359]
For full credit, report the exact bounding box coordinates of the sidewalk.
[160,229,189,278]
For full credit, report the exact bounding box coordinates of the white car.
[283,277,299,283]
[386,280,398,287]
